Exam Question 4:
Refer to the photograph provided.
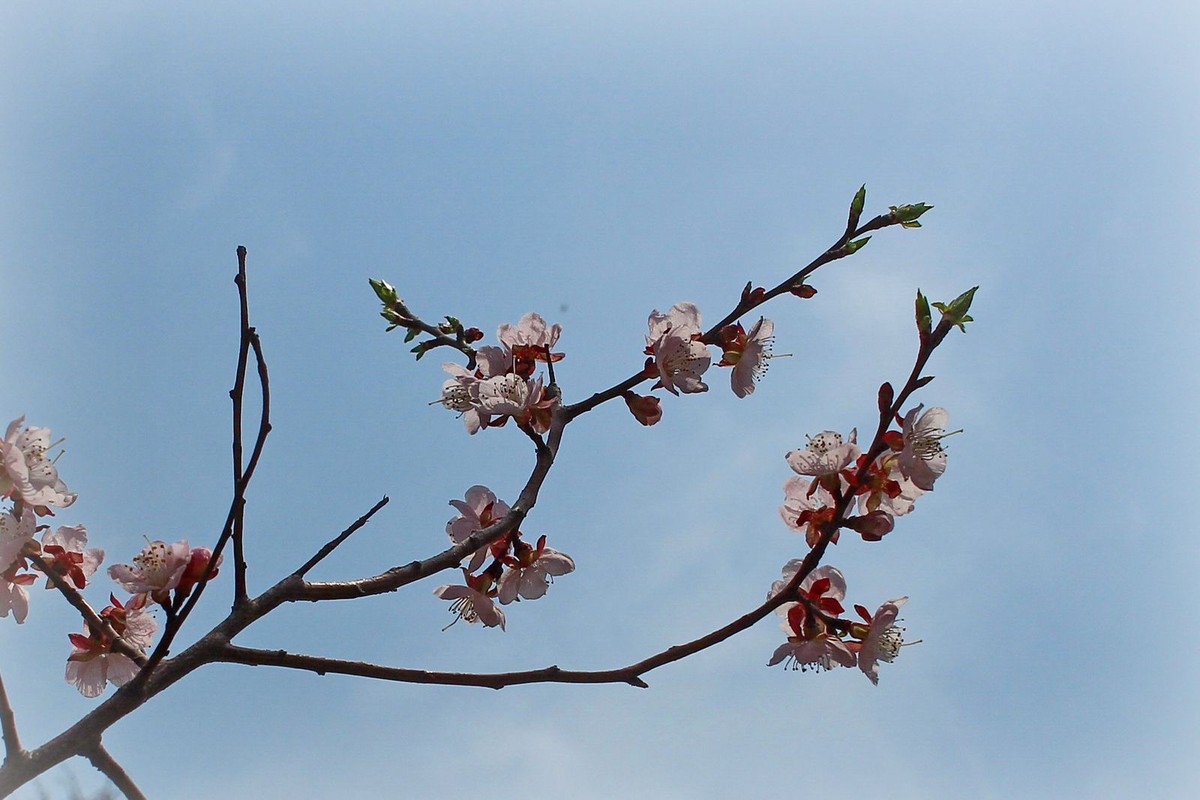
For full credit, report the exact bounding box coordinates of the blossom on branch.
[1,416,77,512]
[896,405,953,491]
[498,312,564,376]
[65,593,157,697]
[497,535,574,604]
[0,506,35,572]
[717,317,780,398]
[447,485,511,572]
[785,430,860,478]
[434,568,506,630]
[108,539,191,598]
[779,477,840,548]
[848,597,910,685]
[645,303,711,395]
[0,566,34,623]
[38,524,103,590]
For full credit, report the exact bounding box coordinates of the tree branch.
[0,669,22,763]
[81,742,146,800]
[293,496,391,578]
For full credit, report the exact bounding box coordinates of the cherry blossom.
[1,416,77,511]
[0,506,35,572]
[779,477,840,548]
[0,567,34,623]
[898,405,952,491]
[768,603,856,673]
[853,452,922,518]
[769,562,846,603]
[785,430,860,478]
[433,569,506,630]
[38,524,103,590]
[849,597,909,685]
[497,312,564,376]
[65,594,157,698]
[645,303,711,395]
[108,539,191,597]
[497,535,575,604]
[435,347,511,434]
[718,317,779,398]
[447,486,510,572]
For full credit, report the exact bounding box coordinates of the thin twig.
[81,742,147,800]
[293,496,390,578]
[25,554,145,666]
[0,669,23,761]
[230,244,251,608]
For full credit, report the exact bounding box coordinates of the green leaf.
[404,327,419,343]
[889,202,933,228]
[934,286,979,332]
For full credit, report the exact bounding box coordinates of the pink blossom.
[474,373,532,417]
[1,417,77,511]
[108,539,192,596]
[645,303,711,395]
[767,632,856,673]
[0,567,34,623]
[447,486,510,572]
[0,507,35,572]
[38,524,103,590]
[498,313,564,372]
[497,535,575,604]
[435,347,511,434]
[718,317,778,398]
[779,477,840,548]
[768,561,847,607]
[65,594,157,697]
[898,405,952,491]
[785,430,860,477]
[850,597,909,685]
[433,569,506,630]
[498,312,561,350]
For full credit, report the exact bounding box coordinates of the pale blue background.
[2,3,1197,798]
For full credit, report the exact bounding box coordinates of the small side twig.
[81,742,147,800]
[293,496,391,578]
[25,554,145,666]
[0,668,23,761]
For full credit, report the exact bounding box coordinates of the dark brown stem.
[0,670,22,762]
[81,743,146,800]
[293,496,391,578]
[25,554,144,666]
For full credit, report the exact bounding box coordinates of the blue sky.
[2,3,1197,798]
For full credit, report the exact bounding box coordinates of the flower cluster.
[1,418,94,624]
[780,405,955,548]
[621,304,782,422]
[436,313,562,435]
[768,405,955,681]
[2,416,223,696]
[766,562,912,684]
[433,485,574,630]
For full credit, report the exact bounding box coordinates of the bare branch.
[293,496,390,578]
[0,668,23,762]
[81,742,146,800]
